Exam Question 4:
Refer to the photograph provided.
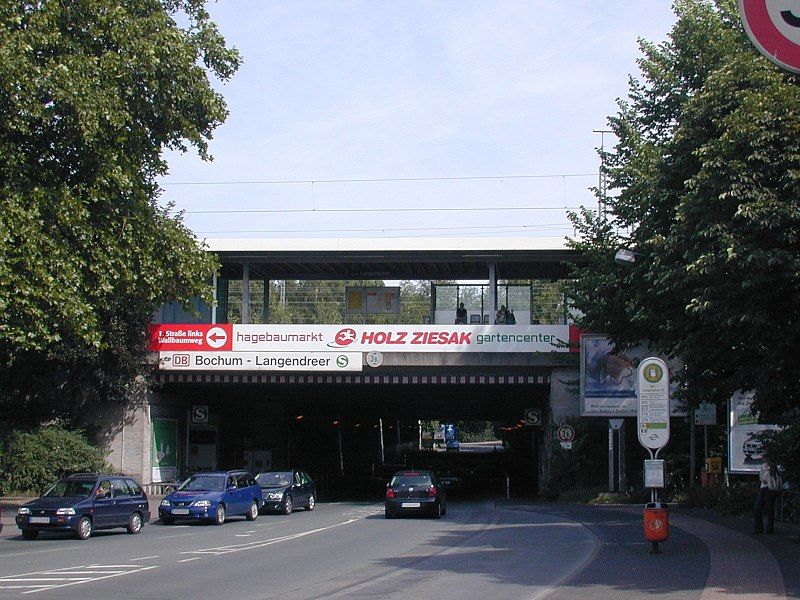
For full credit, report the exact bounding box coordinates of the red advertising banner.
[148,324,233,352]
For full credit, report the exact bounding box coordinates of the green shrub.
[543,417,608,497]
[674,480,756,515]
[0,424,111,495]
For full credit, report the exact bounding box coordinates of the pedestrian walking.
[754,459,781,533]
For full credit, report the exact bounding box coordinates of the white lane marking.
[0,564,158,595]
[0,586,52,590]
[155,531,207,540]
[0,545,83,558]
[235,534,252,537]
[41,571,126,575]
[0,578,88,582]
[177,557,202,563]
[181,518,359,558]
[130,555,160,561]
[23,566,158,595]
[245,530,257,533]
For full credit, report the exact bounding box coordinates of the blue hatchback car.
[159,470,263,525]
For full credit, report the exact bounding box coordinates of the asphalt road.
[0,499,603,600]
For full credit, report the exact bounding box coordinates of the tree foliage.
[567,0,800,478]
[0,1,240,428]
[0,422,112,494]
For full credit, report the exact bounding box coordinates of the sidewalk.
[675,506,800,600]
[597,503,799,600]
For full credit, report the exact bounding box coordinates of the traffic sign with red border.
[557,424,576,443]
[740,0,800,74]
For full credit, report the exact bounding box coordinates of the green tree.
[0,1,240,428]
[567,0,800,480]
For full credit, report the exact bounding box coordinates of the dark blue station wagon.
[16,474,151,540]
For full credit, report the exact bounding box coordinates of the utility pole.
[593,129,612,220]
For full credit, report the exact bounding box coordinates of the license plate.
[172,509,190,515]
[401,502,421,508]
[29,517,50,524]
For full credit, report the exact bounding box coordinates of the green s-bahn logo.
[336,355,349,368]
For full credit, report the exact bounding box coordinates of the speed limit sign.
[191,405,209,424]
[557,424,576,443]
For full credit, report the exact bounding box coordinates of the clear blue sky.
[159,1,678,240]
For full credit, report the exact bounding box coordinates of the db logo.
[329,328,357,348]
[336,355,349,368]
[173,354,190,367]
[649,519,664,532]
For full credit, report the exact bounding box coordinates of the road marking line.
[177,557,202,563]
[0,586,53,590]
[155,532,206,539]
[43,571,126,575]
[0,578,89,582]
[0,545,83,558]
[130,555,160,561]
[22,566,158,595]
[235,534,252,537]
[180,518,359,558]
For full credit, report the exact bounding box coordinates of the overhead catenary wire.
[194,223,571,235]
[184,205,583,215]
[162,172,598,186]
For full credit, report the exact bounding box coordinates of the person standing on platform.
[754,459,781,533]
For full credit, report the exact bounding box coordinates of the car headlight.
[161,499,171,507]
[18,507,31,515]
[56,508,76,515]
[268,492,283,500]
[193,500,212,508]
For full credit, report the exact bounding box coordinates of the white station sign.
[637,357,671,451]
[159,352,362,372]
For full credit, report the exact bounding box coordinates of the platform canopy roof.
[206,237,582,281]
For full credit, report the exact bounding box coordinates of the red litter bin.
[643,502,669,543]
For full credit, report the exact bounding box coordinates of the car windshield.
[390,475,432,487]
[44,479,95,498]
[178,475,226,492]
[256,472,293,487]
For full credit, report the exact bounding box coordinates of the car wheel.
[282,495,293,515]
[385,508,394,519]
[76,516,93,540]
[161,516,174,525]
[21,528,39,540]
[306,494,315,511]
[246,501,258,521]
[127,512,143,534]
[442,503,447,516]
[433,503,442,519]
[213,504,226,525]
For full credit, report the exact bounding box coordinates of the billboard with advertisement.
[728,390,782,475]
[580,334,685,417]
[149,323,579,355]
[345,287,400,315]
[151,418,178,483]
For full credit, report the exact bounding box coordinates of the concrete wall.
[541,367,581,489]
[92,385,151,484]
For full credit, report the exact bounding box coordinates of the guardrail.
[144,483,177,496]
